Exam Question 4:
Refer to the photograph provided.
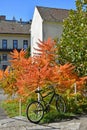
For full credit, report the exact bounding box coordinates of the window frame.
[2,54,7,61]
[2,39,7,49]
[13,40,18,49]
[23,40,28,50]
[2,65,7,71]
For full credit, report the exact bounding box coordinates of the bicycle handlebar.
[35,85,56,94]
[35,89,42,93]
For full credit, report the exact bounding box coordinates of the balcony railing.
[0,48,21,52]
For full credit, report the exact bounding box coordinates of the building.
[0,6,69,69]
[31,6,69,56]
[0,16,31,70]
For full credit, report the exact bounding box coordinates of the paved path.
[0,89,8,120]
[0,116,80,130]
[0,115,87,130]
[0,107,8,120]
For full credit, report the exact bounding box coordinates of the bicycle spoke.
[56,96,66,113]
[26,101,44,123]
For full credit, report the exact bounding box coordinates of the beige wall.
[43,22,63,41]
[0,34,30,70]
[0,34,30,49]
[0,52,10,69]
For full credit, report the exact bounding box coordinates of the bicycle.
[26,85,66,123]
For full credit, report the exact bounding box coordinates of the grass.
[2,96,87,123]
[1,99,28,117]
[1,98,77,123]
[41,111,77,123]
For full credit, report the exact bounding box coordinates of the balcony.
[0,48,21,52]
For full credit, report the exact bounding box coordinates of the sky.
[0,0,76,22]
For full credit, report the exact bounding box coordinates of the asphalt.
[0,89,87,130]
[0,107,8,120]
[0,89,8,120]
[0,115,87,130]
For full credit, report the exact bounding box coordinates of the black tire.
[56,95,66,113]
[26,101,44,123]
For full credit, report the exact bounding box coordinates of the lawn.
[1,98,28,117]
[1,98,77,123]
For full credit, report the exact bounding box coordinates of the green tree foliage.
[57,0,87,76]
[83,0,87,4]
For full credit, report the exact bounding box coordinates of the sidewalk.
[0,107,8,120]
[0,115,87,130]
[0,116,80,130]
[0,89,8,120]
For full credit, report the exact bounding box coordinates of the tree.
[25,46,31,58]
[57,0,87,76]
[83,0,87,4]
[0,38,87,98]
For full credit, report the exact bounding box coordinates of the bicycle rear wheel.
[26,101,44,123]
[56,95,66,113]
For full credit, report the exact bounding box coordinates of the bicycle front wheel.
[56,95,66,113]
[26,101,44,123]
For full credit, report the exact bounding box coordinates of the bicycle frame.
[37,88,58,112]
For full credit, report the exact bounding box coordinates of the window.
[2,65,7,70]
[2,54,7,61]
[13,40,18,49]
[2,40,7,49]
[23,40,28,50]
[0,56,1,63]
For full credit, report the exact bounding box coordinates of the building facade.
[0,6,69,69]
[0,16,31,70]
[31,6,69,56]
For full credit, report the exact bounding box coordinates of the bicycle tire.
[56,95,66,113]
[26,101,44,123]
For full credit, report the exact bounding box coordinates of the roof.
[36,6,69,22]
[0,20,31,34]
